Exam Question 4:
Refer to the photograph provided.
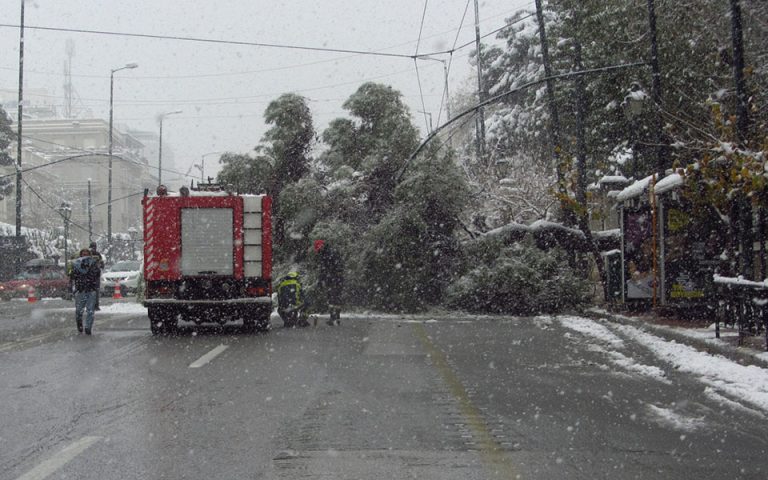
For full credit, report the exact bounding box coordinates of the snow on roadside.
[559,315,624,348]
[703,387,765,419]
[604,350,668,382]
[559,316,668,382]
[99,302,147,314]
[669,323,740,343]
[646,404,705,431]
[616,323,768,414]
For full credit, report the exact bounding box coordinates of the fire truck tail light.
[246,286,267,297]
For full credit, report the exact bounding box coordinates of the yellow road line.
[0,313,133,353]
[0,332,55,353]
[412,323,519,479]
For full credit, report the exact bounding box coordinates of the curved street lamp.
[158,110,183,185]
[108,62,138,261]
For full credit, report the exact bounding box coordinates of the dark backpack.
[71,256,95,276]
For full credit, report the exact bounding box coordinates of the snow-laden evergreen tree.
[350,145,469,311]
[320,82,420,219]
[216,153,272,194]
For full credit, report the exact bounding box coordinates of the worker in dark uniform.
[313,240,344,326]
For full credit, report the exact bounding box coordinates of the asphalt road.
[1,299,766,479]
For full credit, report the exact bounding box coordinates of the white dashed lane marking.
[16,436,102,480]
[189,344,229,368]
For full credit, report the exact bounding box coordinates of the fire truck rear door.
[181,208,234,275]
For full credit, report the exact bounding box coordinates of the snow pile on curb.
[559,315,624,348]
[616,323,768,414]
[559,316,668,382]
[99,302,147,314]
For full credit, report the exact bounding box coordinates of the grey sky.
[0,0,529,182]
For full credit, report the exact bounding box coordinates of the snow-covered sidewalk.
[557,313,768,417]
[590,308,768,366]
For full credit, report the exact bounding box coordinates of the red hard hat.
[313,239,325,253]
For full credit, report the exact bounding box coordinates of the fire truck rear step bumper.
[144,298,272,306]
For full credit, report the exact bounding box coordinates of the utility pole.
[730,0,748,146]
[534,0,569,224]
[646,0,666,173]
[730,0,753,278]
[88,178,93,243]
[15,0,25,238]
[574,37,587,213]
[473,0,486,164]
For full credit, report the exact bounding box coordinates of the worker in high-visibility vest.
[276,271,309,328]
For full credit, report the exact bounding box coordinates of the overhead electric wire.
[12,65,421,106]
[0,23,419,60]
[414,0,432,133]
[398,61,651,180]
[437,0,472,125]
[1,134,201,181]
[2,5,538,185]
[91,190,145,208]
[430,12,537,56]
[415,0,430,56]
[0,5,527,82]
[413,59,431,134]
[21,177,94,237]
[0,8,531,120]
[0,5,529,75]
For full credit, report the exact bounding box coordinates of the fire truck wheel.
[149,306,173,335]
[256,316,271,333]
[164,311,179,334]
[243,306,271,333]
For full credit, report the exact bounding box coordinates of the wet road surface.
[1,301,767,479]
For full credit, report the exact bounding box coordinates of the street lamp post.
[158,110,183,185]
[57,201,72,264]
[87,178,93,243]
[200,152,224,183]
[108,62,138,262]
[415,55,451,124]
[417,111,433,135]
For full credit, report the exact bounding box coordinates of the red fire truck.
[142,185,273,334]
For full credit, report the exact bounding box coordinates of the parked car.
[101,260,142,297]
[0,259,70,301]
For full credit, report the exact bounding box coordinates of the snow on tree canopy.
[653,173,684,195]
[616,175,655,203]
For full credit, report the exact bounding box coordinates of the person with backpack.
[69,248,101,335]
[276,271,310,328]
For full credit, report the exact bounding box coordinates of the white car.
[101,260,142,297]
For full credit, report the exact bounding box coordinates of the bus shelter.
[616,173,723,311]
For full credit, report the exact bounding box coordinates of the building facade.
[0,118,158,255]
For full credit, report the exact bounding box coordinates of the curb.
[587,310,768,370]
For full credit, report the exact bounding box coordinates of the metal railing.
[714,275,768,351]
